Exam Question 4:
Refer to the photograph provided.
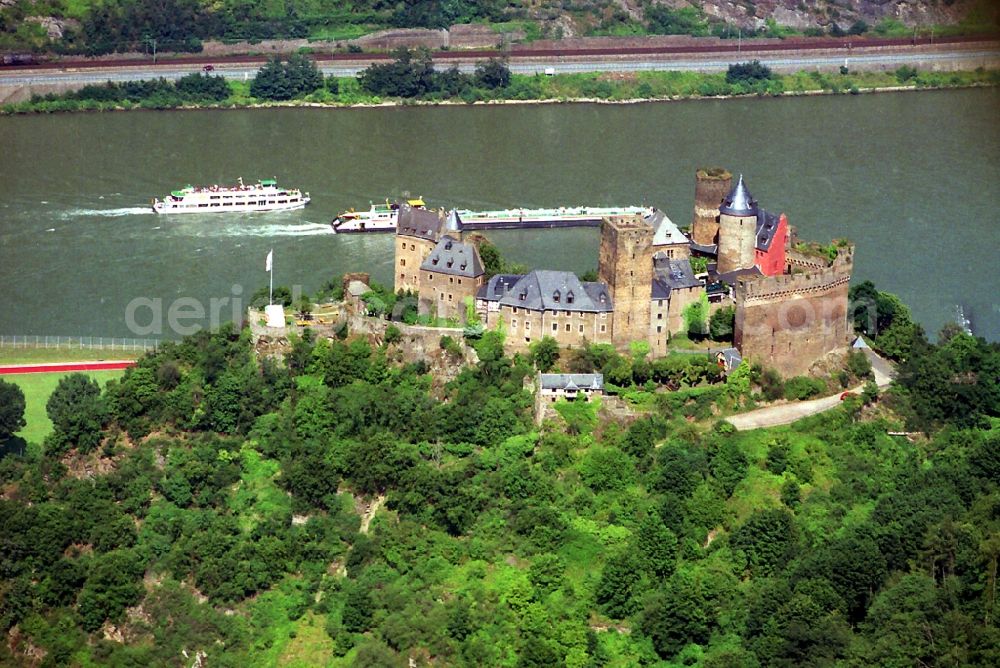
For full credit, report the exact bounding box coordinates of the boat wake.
[60,207,155,219]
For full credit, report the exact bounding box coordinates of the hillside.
[2,0,998,54]
[0,282,998,666]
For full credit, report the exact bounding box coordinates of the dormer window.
[553,290,561,303]
[447,259,454,268]
[519,292,526,301]
[599,293,607,303]
[460,262,467,270]
[445,241,453,250]
[432,258,438,265]
[566,291,574,304]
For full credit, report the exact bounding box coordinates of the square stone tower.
[598,214,654,348]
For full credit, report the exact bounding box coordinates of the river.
[0,89,997,341]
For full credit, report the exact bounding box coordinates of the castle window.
[401,242,405,249]
[512,319,518,330]
[600,325,607,333]
[439,293,444,300]
[525,321,530,331]
[513,307,518,314]
[552,323,558,332]
[400,273,405,280]
[449,277,454,284]
[565,323,571,332]
[457,279,462,285]
[400,259,406,266]
[657,326,662,333]
[428,274,433,281]
[657,313,662,320]
[658,300,663,307]
[448,294,453,301]
[410,244,415,251]
[578,325,584,333]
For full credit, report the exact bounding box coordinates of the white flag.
[265,249,273,272]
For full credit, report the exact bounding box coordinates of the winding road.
[725,348,895,431]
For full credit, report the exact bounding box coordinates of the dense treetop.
[0,288,998,665]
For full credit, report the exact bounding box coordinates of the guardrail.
[0,335,161,352]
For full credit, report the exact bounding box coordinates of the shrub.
[726,60,773,85]
[783,376,826,401]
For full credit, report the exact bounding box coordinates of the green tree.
[710,440,748,497]
[0,379,26,441]
[709,305,735,341]
[635,514,678,579]
[640,571,712,660]
[595,552,642,618]
[731,509,796,576]
[682,293,709,339]
[726,60,774,84]
[475,58,511,89]
[46,373,107,453]
[342,584,374,633]
[529,336,559,373]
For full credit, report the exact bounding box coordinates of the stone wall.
[598,215,654,349]
[394,236,436,294]
[734,246,853,376]
[717,212,758,274]
[691,168,732,245]
[501,305,613,352]
[418,270,482,321]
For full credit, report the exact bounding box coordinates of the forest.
[0,283,999,666]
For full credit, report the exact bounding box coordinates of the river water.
[1,89,998,341]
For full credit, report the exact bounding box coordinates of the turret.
[691,167,732,246]
[716,175,758,274]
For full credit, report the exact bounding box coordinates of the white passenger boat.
[152,178,310,214]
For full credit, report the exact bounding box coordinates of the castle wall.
[598,215,654,349]
[417,270,483,321]
[502,305,613,352]
[734,247,853,376]
[648,285,701,356]
[394,236,436,294]
[691,169,732,246]
[717,212,758,274]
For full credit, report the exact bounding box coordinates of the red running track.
[0,361,136,375]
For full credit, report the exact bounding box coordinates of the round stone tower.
[716,174,758,275]
[691,167,732,246]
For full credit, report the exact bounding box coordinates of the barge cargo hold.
[332,204,655,233]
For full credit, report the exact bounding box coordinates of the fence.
[0,335,161,352]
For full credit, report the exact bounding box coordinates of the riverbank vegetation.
[4,60,998,115]
[0,284,997,665]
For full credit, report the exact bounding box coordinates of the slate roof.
[755,209,781,252]
[539,373,604,391]
[690,242,718,256]
[346,280,369,297]
[444,209,463,234]
[852,336,870,349]
[421,235,484,278]
[498,270,613,313]
[648,209,688,246]
[715,265,763,286]
[719,174,758,217]
[477,273,523,301]
[397,203,444,241]
[651,256,702,299]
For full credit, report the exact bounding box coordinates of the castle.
[393,169,853,377]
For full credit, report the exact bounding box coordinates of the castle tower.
[598,214,654,348]
[691,168,732,246]
[716,174,759,275]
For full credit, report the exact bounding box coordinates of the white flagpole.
[266,249,274,305]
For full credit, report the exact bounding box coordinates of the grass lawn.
[5,370,125,445]
[0,346,142,365]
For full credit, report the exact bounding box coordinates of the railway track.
[3,34,997,71]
